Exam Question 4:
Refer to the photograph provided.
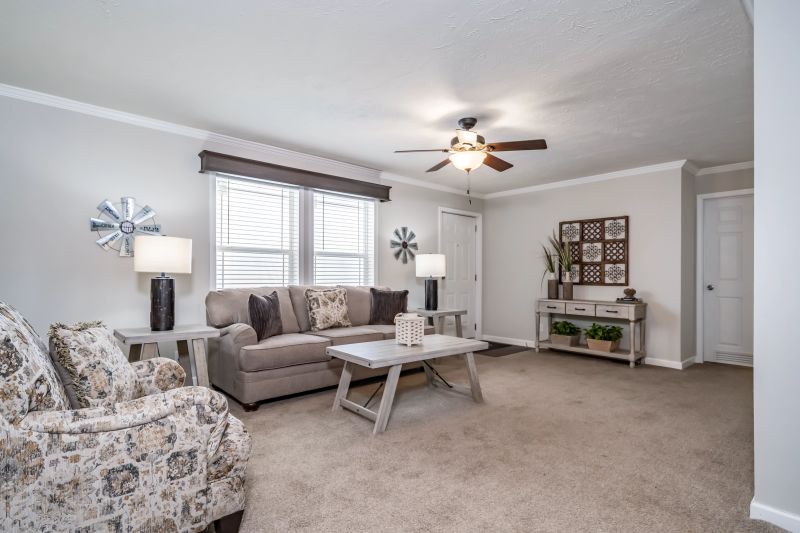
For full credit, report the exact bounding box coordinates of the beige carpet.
[226,350,783,533]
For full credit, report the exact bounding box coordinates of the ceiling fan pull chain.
[466,171,472,205]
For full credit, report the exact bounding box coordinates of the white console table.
[534,298,647,368]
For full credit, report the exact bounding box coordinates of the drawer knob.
[575,307,585,311]
[547,306,557,309]
[606,310,618,314]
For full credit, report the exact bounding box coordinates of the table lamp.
[134,236,192,331]
[416,254,446,311]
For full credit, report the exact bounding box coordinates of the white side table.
[414,308,468,337]
[113,325,220,387]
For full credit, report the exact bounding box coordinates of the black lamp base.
[150,276,175,331]
[424,278,438,311]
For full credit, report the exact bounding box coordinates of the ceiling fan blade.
[483,154,514,172]
[486,139,548,152]
[426,159,451,172]
[394,149,449,153]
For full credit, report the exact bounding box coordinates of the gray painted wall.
[482,167,694,364]
[751,1,800,529]
[696,168,753,195]
[0,96,473,335]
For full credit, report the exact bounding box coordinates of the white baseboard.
[751,499,800,532]
[481,335,535,348]
[643,356,696,370]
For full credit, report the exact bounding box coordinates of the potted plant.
[548,231,574,300]
[584,323,624,352]
[541,243,558,299]
[550,320,581,346]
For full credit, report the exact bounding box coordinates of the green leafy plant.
[548,230,573,280]
[584,323,623,341]
[551,321,580,336]
[541,243,556,275]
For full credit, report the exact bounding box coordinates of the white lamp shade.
[134,236,192,274]
[416,254,446,278]
[449,150,487,171]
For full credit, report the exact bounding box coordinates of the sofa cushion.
[238,333,331,372]
[312,326,384,346]
[365,324,436,340]
[369,288,409,325]
[305,288,352,332]
[0,301,69,424]
[249,292,283,341]
[289,285,327,332]
[334,285,383,326]
[48,321,138,409]
[206,286,300,334]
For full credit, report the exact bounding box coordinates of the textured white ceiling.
[0,0,752,194]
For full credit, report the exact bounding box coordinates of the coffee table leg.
[374,364,401,434]
[464,352,484,403]
[422,361,435,387]
[332,361,353,411]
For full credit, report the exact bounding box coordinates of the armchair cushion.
[48,321,137,409]
[0,302,68,425]
[130,357,186,396]
[8,387,248,531]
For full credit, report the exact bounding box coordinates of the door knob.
[707,284,715,291]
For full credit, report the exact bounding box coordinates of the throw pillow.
[48,321,138,409]
[0,301,69,424]
[369,288,409,325]
[305,288,351,332]
[249,292,284,341]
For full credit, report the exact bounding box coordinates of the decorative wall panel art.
[559,216,628,285]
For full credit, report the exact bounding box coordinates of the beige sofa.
[206,285,433,410]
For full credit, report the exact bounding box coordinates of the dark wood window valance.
[198,150,391,202]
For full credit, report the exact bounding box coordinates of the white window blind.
[313,192,375,285]
[215,176,299,288]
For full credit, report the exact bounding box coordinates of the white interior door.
[702,194,754,365]
[440,212,477,338]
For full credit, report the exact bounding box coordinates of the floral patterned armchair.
[0,302,251,532]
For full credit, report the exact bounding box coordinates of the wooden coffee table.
[328,334,488,434]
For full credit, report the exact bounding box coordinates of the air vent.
[716,351,753,367]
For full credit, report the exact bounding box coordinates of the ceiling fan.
[394,117,547,201]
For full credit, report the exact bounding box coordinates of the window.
[313,191,375,285]
[213,175,376,288]
[215,176,299,288]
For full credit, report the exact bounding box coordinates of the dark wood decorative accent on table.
[559,215,629,286]
[198,150,392,202]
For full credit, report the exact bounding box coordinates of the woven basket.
[394,313,425,346]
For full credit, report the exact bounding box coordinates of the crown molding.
[682,160,701,176]
[696,161,754,176]
[483,160,689,199]
[380,172,486,199]
[0,82,381,183]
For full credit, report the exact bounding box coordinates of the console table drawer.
[538,302,566,314]
[596,305,630,319]
[566,303,595,316]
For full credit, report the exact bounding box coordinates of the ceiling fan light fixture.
[449,150,487,172]
[455,129,478,147]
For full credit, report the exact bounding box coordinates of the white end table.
[113,325,219,387]
[414,308,468,337]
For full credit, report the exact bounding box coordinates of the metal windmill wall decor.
[89,197,162,257]
[390,227,417,264]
